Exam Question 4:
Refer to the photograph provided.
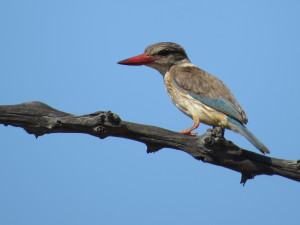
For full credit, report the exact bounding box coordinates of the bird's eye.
[157,50,171,56]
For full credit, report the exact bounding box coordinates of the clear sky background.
[0,1,299,225]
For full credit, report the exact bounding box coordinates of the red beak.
[118,53,158,66]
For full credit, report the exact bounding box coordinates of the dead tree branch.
[0,101,299,184]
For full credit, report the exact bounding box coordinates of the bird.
[118,42,270,154]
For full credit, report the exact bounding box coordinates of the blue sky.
[0,0,299,224]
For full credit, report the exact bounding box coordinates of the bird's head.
[118,42,190,75]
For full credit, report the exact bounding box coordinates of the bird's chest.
[163,72,228,126]
[164,72,205,117]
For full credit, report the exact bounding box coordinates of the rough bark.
[0,101,299,184]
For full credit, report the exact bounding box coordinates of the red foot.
[179,122,200,136]
[179,131,197,136]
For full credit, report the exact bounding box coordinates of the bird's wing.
[170,65,248,124]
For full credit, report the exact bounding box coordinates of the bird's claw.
[179,131,198,136]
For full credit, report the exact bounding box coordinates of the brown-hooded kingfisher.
[118,42,270,154]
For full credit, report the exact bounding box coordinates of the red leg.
[179,122,200,136]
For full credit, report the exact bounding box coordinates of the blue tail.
[227,117,270,154]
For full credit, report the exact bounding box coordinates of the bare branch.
[0,101,299,184]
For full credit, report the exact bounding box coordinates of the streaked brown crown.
[145,42,189,63]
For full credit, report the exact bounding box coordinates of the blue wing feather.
[187,91,244,123]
